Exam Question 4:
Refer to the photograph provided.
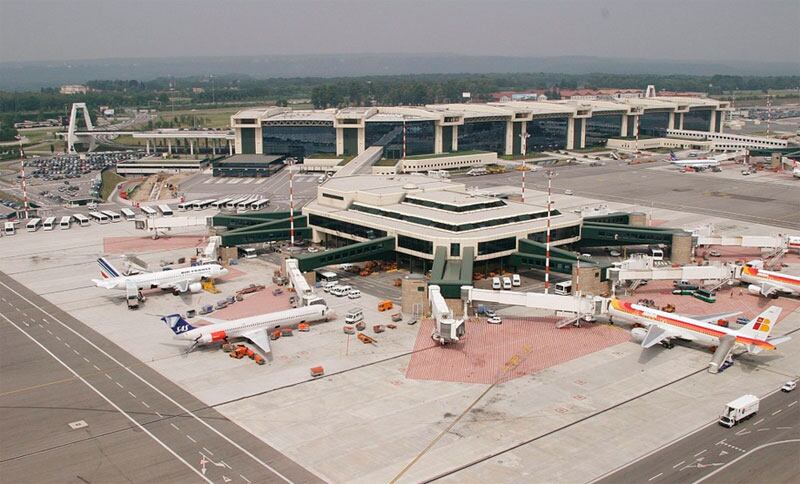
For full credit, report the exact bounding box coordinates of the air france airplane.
[92,257,228,294]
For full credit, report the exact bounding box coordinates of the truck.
[719,394,759,427]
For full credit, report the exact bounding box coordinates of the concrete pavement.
[0,270,322,484]
[596,389,799,484]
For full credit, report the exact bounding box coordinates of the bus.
[250,198,269,211]
[140,205,157,217]
[226,196,250,209]
[211,198,230,209]
[73,214,90,227]
[43,217,56,231]
[4,222,16,236]
[101,210,121,223]
[157,204,173,217]
[26,218,42,232]
[554,281,573,296]
[89,211,109,224]
[120,208,136,220]
[193,199,216,210]
[236,196,258,212]
[177,200,196,211]
[59,216,72,230]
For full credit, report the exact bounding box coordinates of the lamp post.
[519,132,530,203]
[544,169,557,293]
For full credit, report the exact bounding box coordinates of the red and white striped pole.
[544,169,556,293]
[19,138,29,219]
[288,158,295,246]
[402,120,407,160]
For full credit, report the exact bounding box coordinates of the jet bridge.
[285,258,324,306]
[429,285,465,345]
[607,254,735,284]
[461,286,608,320]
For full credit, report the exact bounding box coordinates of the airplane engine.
[630,327,648,344]
[189,282,202,293]
[747,284,762,296]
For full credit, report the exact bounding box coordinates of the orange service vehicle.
[378,300,393,312]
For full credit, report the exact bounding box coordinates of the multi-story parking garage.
[231,96,731,159]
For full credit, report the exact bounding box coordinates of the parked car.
[709,250,722,257]
[782,381,797,392]
[608,249,621,257]
[564,189,574,195]
[487,316,502,325]
[673,280,699,291]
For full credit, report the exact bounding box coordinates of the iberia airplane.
[607,300,788,369]
[739,262,800,298]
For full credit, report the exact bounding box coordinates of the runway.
[596,389,799,484]
[0,271,322,484]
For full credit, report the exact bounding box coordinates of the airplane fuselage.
[608,300,773,351]
[104,264,224,290]
[740,266,800,296]
[178,305,328,345]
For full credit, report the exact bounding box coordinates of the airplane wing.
[159,278,190,292]
[756,282,782,297]
[242,329,271,355]
[641,325,678,348]
[687,311,742,324]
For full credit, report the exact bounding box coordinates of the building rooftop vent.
[402,183,418,190]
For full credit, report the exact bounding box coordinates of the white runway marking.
[672,461,685,468]
[115,382,124,388]
[772,409,782,416]
[0,280,292,483]
[105,373,112,380]
[170,423,181,431]
[0,312,212,483]
[788,401,797,407]
[694,449,707,457]
[156,412,164,418]
[648,472,663,481]
[203,447,214,456]
[93,364,101,371]
[186,434,197,443]
[128,391,137,399]
[754,418,765,426]
[141,401,150,408]
[82,357,90,363]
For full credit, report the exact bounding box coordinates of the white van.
[512,274,521,287]
[554,281,573,295]
[502,277,512,290]
[330,285,352,297]
[322,280,338,292]
[344,308,364,324]
[650,248,664,261]
[347,289,361,299]
[492,277,501,290]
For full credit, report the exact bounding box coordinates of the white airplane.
[162,304,329,354]
[739,261,800,298]
[608,299,788,370]
[668,151,720,169]
[92,257,228,294]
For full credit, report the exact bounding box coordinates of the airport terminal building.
[302,174,582,271]
[231,97,732,160]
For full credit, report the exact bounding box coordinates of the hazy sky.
[1,0,798,64]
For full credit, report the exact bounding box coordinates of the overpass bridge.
[61,102,234,153]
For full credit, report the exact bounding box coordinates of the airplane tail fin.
[669,151,677,161]
[97,257,122,279]
[737,306,782,342]
[161,314,196,335]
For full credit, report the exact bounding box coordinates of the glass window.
[458,120,506,154]
[683,109,712,131]
[404,197,506,212]
[639,111,670,137]
[263,124,336,159]
[398,235,433,254]
[365,121,434,157]
[527,118,567,151]
[527,224,581,243]
[585,114,623,146]
[478,237,517,256]
[450,243,460,257]
[322,192,344,201]
[308,214,386,240]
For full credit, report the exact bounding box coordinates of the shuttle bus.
[73,214,90,227]
[26,218,42,232]
[236,196,258,212]
[250,198,269,211]
[225,196,247,209]
[178,200,196,211]
[157,204,173,217]
[140,205,157,217]
[89,211,109,224]
[101,210,121,223]
[193,199,216,210]
[211,198,230,209]
[554,281,573,296]
[43,217,56,231]
[4,222,16,236]
[120,208,136,220]
[59,216,72,230]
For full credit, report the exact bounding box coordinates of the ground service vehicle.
[344,308,364,324]
[782,381,797,392]
[347,289,361,299]
[378,300,393,311]
[512,274,521,287]
[26,218,41,232]
[4,222,16,236]
[43,217,56,231]
[492,277,501,290]
[59,216,72,230]
[554,281,572,295]
[502,277,512,290]
[674,280,699,291]
[693,288,717,303]
[719,394,759,427]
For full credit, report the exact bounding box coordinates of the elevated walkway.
[212,211,292,230]
[429,246,474,298]
[512,239,606,278]
[295,236,395,272]
[579,222,687,248]
[219,216,310,246]
[334,146,384,177]
[461,286,607,317]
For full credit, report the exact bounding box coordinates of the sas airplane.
[608,299,788,371]
[162,304,329,354]
[92,257,228,294]
[738,262,800,298]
